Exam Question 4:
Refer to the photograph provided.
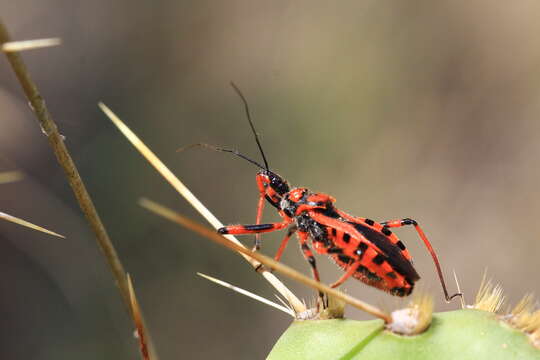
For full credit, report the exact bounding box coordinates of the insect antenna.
[229,82,270,171]
[177,143,266,170]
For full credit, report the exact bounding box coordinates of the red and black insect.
[197,83,461,301]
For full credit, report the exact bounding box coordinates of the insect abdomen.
[330,251,414,296]
[326,225,415,296]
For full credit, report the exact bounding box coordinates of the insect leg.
[297,231,324,299]
[329,261,361,288]
[381,218,462,302]
[218,221,289,235]
[297,231,321,282]
[274,226,297,262]
[253,175,268,251]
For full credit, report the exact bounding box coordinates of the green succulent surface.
[268,309,540,360]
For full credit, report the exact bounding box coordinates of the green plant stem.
[0,21,132,317]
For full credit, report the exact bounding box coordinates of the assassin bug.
[189,83,461,301]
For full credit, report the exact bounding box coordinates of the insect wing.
[308,210,420,283]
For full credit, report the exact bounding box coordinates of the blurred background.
[1,1,540,358]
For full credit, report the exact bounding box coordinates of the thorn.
[197,272,294,317]
[274,294,294,314]
[474,274,505,313]
[0,211,65,238]
[0,170,24,184]
[453,269,466,309]
[2,38,61,52]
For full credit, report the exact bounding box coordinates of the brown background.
[1,1,540,358]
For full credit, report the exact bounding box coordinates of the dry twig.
[0,20,132,311]
[127,274,153,360]
[140,198,391,323]
[99,102,306,313]
[0,22,154,359]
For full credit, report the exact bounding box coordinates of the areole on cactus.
[269,280,540,359]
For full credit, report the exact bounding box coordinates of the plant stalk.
[0,24,158,357]
[140,197,391,322]
[99,102,307,313]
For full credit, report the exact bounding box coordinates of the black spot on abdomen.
[348,221,419,282]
